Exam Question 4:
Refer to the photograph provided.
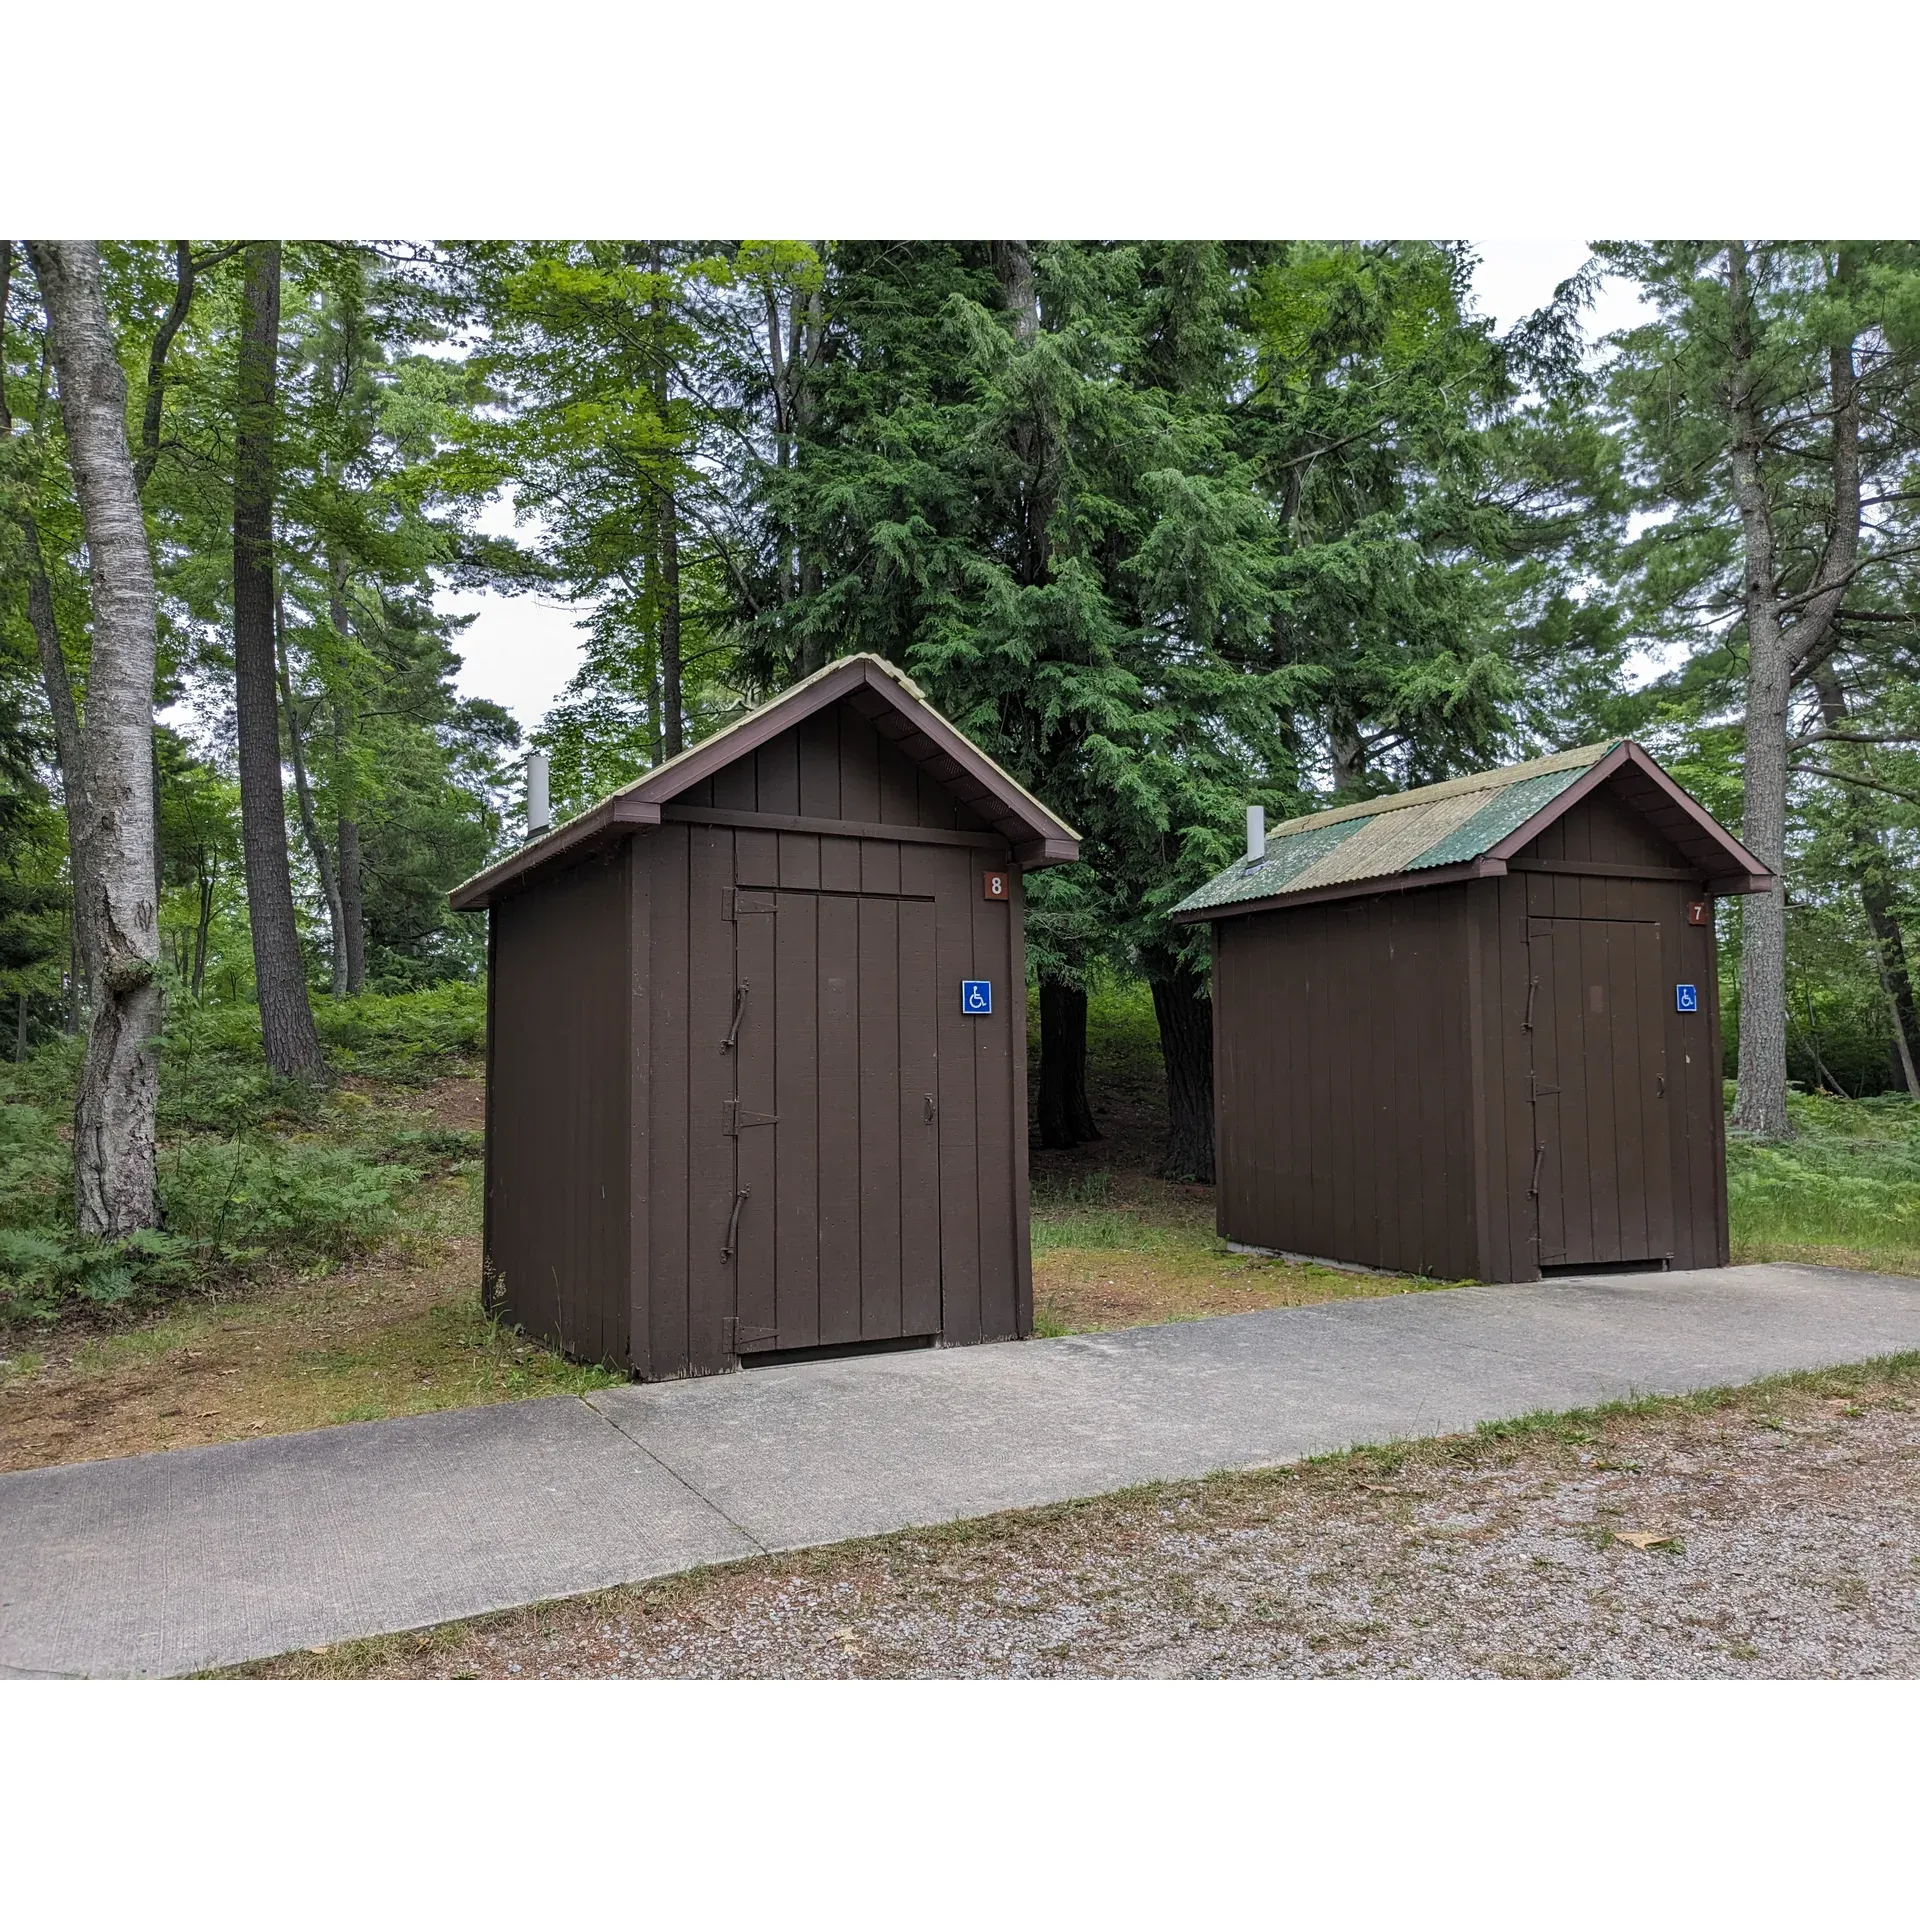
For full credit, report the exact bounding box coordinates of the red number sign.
[983,872,1010,901]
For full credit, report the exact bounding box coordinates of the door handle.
[721,1187,750,1263]
[1656,1073,1666,1099]
[1523,976,1538,1032]
[721,981,749,1052]
[1529,1144,1545,1199]
[924,1094,936,1125]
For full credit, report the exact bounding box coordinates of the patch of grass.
[0,1193,620,1472]
[1728,1090,1920,1270]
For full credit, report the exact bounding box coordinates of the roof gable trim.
[450,654,1080,912]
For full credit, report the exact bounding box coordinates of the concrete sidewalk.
[5,1262,1918,1678]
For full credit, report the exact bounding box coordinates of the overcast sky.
[445,242,1652,737]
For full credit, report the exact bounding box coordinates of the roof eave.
[1170,856,1507,924]
[448,794,660,913]
[1482,740,1775,887]
[448,652,1080,912]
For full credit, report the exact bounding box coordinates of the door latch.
[721,980,749,1051]
[720,1187,750,1263]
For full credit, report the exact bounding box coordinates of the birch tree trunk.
[25,242,164,1236]
[232,242,324,1077]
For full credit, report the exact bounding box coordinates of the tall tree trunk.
[647,247,685,758]
[1724,244,1861,1138]
[1810,663,1920,1097]
[337,819,365,993]
[1,246,97,994]
[324,555,365,992]
[276,588,347,997]
[1149,964,1215,1184]
[25,242,165,1236]
[232,242,323,1077]
[1036,979,1100,1150]
[192,868,213,1000]
[1329,718,1366,794]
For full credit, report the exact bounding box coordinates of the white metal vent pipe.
[1246,804,1265,862]
[526,750,552,839]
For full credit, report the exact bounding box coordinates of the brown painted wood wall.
[483,694,1033,1379]
[485,846,633,1359]
[1213,885,1479,1278]
[1470,787,1726,1280]
[1212,783,1729,1283]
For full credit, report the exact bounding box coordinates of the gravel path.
[240,1356,1920,1680]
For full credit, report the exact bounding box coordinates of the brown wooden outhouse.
[1171,740,1773,1282]
[451,656,1078,1378]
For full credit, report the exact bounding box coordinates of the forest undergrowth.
[0,984,487,1331]
[2,980,1916,1469]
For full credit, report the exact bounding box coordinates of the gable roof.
[451,653,1080,912]
[1170,739,1773,924]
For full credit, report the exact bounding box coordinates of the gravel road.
[239,1357,1920,1680]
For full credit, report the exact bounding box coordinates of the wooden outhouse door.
[725,880,942,1355]
[1527,916,1676,1269]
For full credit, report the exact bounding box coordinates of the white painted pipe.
[526,750,552,838]
[1246,804,1265,862]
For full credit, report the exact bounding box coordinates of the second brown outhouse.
[451,654,1080,1378]
[1171,740,1773,1283]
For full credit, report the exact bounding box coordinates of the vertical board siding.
[815,889,864,1344]
[541,692,1033,1382]
[773,889,823,1349]
[486,850,629,1367]
[1468,786,1727,1277]
[734,883,780,1348]
[921,842,984,1346]
[627,839,652,1376]
[648,825,692,1374]
[857,896,905,1338]
[685,826,737,1374]
[1214,890,1476,1279]
[899,898,945,1334]
[971,847,1020,1340]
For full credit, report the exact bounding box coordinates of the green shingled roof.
[1172,741,1620,918]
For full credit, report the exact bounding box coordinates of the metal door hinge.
[724,889,778,921]
[723,1314,779,1353]
[723,1099,780,1137]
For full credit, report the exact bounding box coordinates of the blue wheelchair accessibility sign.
[1676,983,1699,1013]
[961,980,993,1015]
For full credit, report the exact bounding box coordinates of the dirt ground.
[233,1357,1920,1680]
[2,1063,1420,1472]
[0,1077,618,1475]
